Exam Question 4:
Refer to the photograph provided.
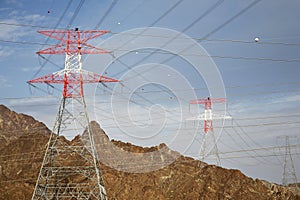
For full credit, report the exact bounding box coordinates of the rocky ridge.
[0,104,299,200]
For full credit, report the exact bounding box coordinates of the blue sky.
[1,0,300,184]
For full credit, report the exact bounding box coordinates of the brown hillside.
[0,105,49,148]
[0,105,299,200]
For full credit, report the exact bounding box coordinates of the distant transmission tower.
[188,97,231,166]
[29,28,118,199]
[279,136,298,186]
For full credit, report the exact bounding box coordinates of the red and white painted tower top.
[189,97,230,133]
[28,28,118,98]
[36,28,110,54]
[190,97,226,109]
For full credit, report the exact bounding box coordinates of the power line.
[8,0,298,148]
[108,48,300,63]
[67,0,86,27]
[0,22,53,29]
[0,39,50,46]
[182,0,224,33]
[230,115,283,164]
[216,152,300,160]
[2,138,299,161]
[33,0,74,79]
[201,0,262,40]
[37,54,63,70]
[109,0,148,31]
[0,150,298,185]
[96,1,229,122]
[231,114,300,121]
[2,142,299,166]
[94,0,119,29]
[2,80,300,100]
[200,144,300,156]
[86,0,198,127]
[111,0,263,87]
[32,0,87,81]
[224,128,276,165]
[0,104,298,175]
[149,0,184,26]
[201,38,300,47]
[110,0,224,78]
[5,90,296,115]
[3,21,300,47]
[3,37,300,63]
[3,24,300,47]
[1,0,298,188]
[2,36,300,63]
[5,85,300,125]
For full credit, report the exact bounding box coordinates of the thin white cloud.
[0,19,20,40]
[21,66,43,72]
[229,93,300,116]
[0,12,46,40]
[8,9,22,16]
[0,12,48,60]
[9,96,58,106]
[23,14,46,22]
[0,46,14,57]
[0,75,12,87]
[5,0,23,6]
[0,7,11,12]
[8,96,60,129]
[272,94,300,103]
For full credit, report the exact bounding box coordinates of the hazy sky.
[0,0,300,184]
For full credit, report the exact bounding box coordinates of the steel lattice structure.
[280,136,298,186]
[29,28,118,200]
[188,97,230,166]
[189,98,227,133]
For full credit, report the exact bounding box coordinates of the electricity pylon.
[29,28,118,199]
[278,136,298,186]
[188,97,231,166]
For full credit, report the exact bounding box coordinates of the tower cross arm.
[36,29,111,55]
[28,70,119,85]
[37,30,110,43]
[28,70,65,84]
[189,98,226,105]
[36,43,110,54]
[81,70,119,83]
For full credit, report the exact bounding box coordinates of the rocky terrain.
[0,104,299,199]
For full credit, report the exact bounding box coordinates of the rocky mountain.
[0,104,299,199]
[0,105,49,148]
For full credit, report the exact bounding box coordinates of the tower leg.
[199,130,221,166]
[199,133,206,167]
[32,97,107,200]
[282,136,298,186]
[210,130,221,166]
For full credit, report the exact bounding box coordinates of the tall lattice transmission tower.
[188,97,231,166]
[28,28,118,199]
[279,136,298,186]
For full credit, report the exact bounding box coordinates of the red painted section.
[190,97,226,133]
[36,29,110,54]
[28,29,118,98]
